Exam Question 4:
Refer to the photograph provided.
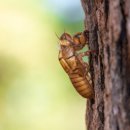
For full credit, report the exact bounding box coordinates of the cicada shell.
[58,31,94,98]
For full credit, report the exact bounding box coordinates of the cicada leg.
[77,51,96,85]
[77,52,89,67]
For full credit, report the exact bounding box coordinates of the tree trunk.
[81,0,130,130]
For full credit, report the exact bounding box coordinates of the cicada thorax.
[58,31,94,99]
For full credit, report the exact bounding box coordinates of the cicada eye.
[79,34,86,44]
[72,32,87,50]
[74,32,82,38]
[73,32,84,45]
[73,33,80,43]
[74,34,80,39]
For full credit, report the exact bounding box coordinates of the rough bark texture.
[81,0,130,130]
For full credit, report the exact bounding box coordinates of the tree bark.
[81,0,130,130]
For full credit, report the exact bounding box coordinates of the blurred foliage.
[0,0,86,130]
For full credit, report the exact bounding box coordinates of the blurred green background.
[0,0,86,130]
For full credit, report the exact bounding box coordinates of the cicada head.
[73,30,89,50]
[59,33,72,46]
[58,33,74,58]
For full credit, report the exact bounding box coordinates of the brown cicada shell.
[58,30,94,99]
